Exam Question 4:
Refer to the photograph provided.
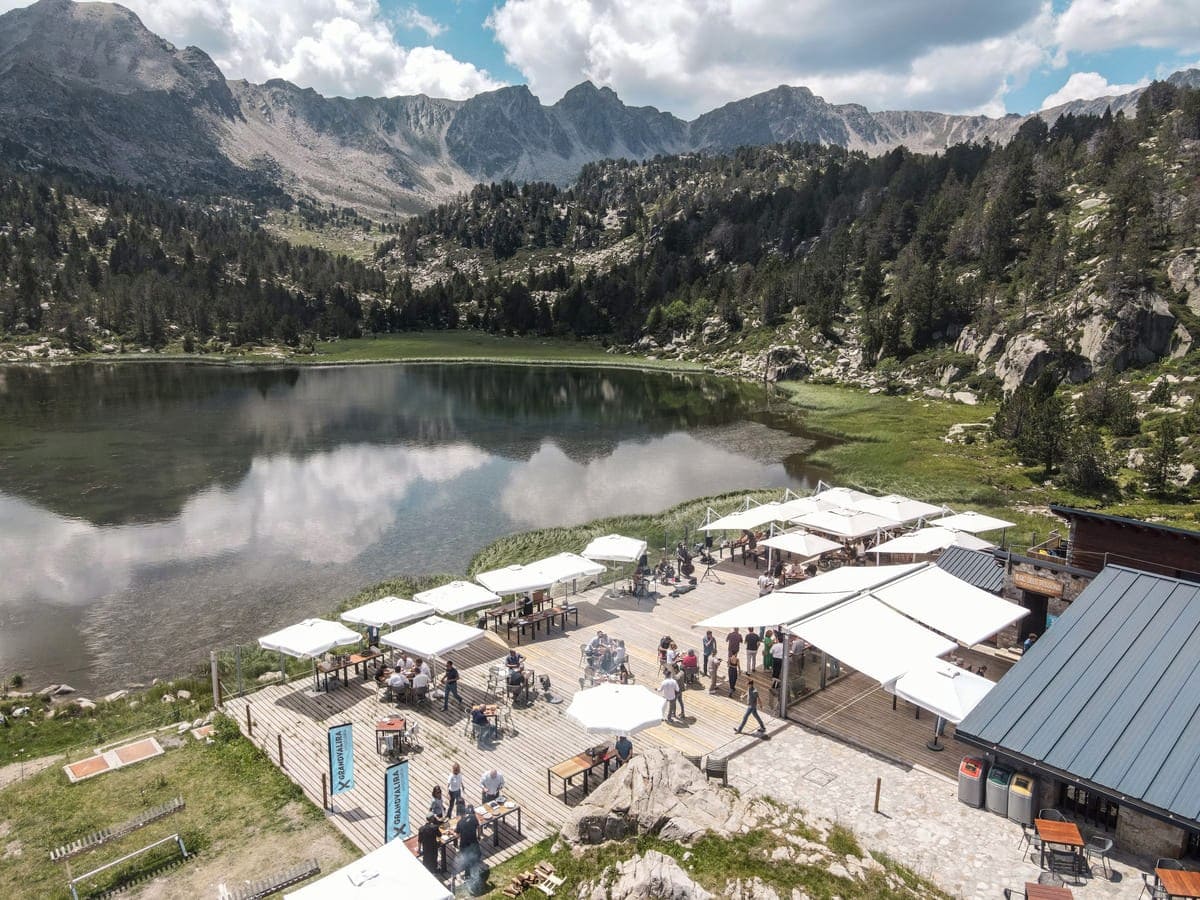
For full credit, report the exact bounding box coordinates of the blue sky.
[7,1,1197,118]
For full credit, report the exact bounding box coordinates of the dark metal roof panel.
[957,565,1200,826]
[934,546,1004,593]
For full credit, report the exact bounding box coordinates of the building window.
[1187,829,1200,859]
[1060,784,1118,830]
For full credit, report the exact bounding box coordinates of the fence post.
[235,646,243,696]
[245,702,253,737]
[874,777,882,814]
[209,651,221,710]
[322,773,328,811]
[277,733,285,769]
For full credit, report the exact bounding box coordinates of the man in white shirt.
[757,572,773,596]
[480,768,505,803]
[660,671,682,721]
[418,659,432,678]
[387,669,409,701]
[401,655,416,671]
[412,670,430,691]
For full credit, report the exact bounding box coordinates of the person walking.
[446,763,464,815]
[726,653,740,697]
[660,669,681,721]
[744,627,760,673]
[701,630,717,676]
[734,682,766,734]
[441,659,463,711]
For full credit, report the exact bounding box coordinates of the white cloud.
[488,0,1052,116]
[400,5,446,39]
[1041,71,1149,109]
[0,0,503,99]
[1055,0,1200,55]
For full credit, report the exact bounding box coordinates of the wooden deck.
[223,560,780,864]
[223,554,1014,865]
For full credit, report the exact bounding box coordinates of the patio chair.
[1017,822,1042,861]
[1140,872,1168,899]
[404,721,421,751]
[1038,871,1065,887]
[579,644,589,668]
[1002,890,1026,900]
[1084,834,1113,878]
[1157,858,1184,871]
[1038,808,1067,821]
[413,685,430,706]
[704,756,728,787]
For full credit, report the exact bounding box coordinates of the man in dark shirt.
[418,815,443,874]
[744,628,761,672]
[455,810,482,880]
[441,660,463,710]
[726,628,742,661]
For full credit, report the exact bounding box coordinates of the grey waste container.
[1008,773,1036,825]
[986,765,1013,816]
[958,757,986,808]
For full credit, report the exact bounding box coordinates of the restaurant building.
[957,565,1200,859]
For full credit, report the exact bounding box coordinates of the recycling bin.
[1008,773,1036,825]
[958,756,986,808]
[986,765,1013,816]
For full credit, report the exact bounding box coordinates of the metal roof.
[935,546,1005,594]
[1049,504,1200,541]
[957,565,1200,827]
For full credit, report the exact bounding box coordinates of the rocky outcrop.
[579,850,712,900]
[994,334,1055,393]
[1076,291,1176,376]
[1168,249,1200,315]
[563,747,767,845]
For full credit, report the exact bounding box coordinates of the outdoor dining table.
[1024,883,1074,900]
[1035,819,1085,877]
[374,716,407,755]
[505,605,579,645]
[1157,867,1200,899]
[315,649,381,692]
[546,744,618,802]
[474,798,522,847]
[484,594,552,631]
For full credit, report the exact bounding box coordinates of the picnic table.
[405,800,524,863]
[1158,867,1200,899]
[374,716,407,755]
[1024,883,1073,900]
[547,745,619,802]
[315,650,381,692]
[505,605,579,645]
[1035,819,1084,878]
[484,594,553,631]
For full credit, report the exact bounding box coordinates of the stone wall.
[992,556,1093,648]
[1115,806,1189,859]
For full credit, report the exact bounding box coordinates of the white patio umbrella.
[791,508,901,540]
[581,534,648,564]
[771,496,837,521]
[532,552,607,584]
[566,683,665,735]
[475,563,555,596]
[848,494,948,524]
[340,596,433,629]
[928,511,1016,533]
[258,618,361,658]
[869,527,994,556]
[381,616,485,660]
[413,581,500,617]
[886,659,995,750]
[759,530,843,559]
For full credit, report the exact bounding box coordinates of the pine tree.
[1143,418,1182,493]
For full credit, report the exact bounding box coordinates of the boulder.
[562,747,766,845]
[951,391,979,406]
[1167,249,1200,315]
[580,850,712,900]
[994,335,1054,393]
[38,684,61,697]
[102,690,128,703]
[75,699,96,711]
[160,693,175,703]
[176,689,192,701]
[1077,291,1176,375]
[53,684,75,696]
[256,671,284,684]
[1171,324,1193,360]
[725,876,782,899]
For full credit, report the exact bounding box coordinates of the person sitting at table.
[480,768,505,803]
[418,815,443,875]
[614,733,633,767]
[471,705,494,741]
[613,640,632,682]
[400,654,416,671]
[506,666,526,701]
[679,648,699,683]
[411,668,431,701]
[505,649,524,670]
[373,661,391,685]
[586,631,606,664]
[418,658,432,679]
[386,669,409,700]
[429,785,446,820]
[521,593,534,616]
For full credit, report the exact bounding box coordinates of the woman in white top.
[446,763,464,815]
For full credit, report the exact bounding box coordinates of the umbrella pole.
[926,716,945,751]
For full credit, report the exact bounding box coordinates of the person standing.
[660,669,681,721]
[418,815,443,874]
[726,627,742,666]
[744,627,761,673]
[701,630,717,676]
[429,785,447,820]
[441,659,462,711]
[447,763,464,815]
[771,636,785,688]
[480,768,505,803]
[726,653,741,697]
[734,682,766,734]
[614,733,633,766]
[455,809,481,881]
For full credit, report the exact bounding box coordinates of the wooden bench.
[219,858,320,900]
[50,796,185,862]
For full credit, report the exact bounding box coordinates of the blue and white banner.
[384,760,410,842]
[327,723,355,795]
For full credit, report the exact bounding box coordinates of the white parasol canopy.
[477,553,606,595]
[870,565,1027,646]
[701,502,785,531]
[695,590,849,629]
[287,836,451,900]
[534,552,607,583]
[813,486,875,507]
[771,496,837,521]
[381,616,485,659]
[581,534,648,564]
[777,562,923,595]
[340,596,434,629]
[886,660,995,724]
[566,683,665,734]
[413,581,500,617]
[791,507,900,540]
[258,619,361,659]
[927,511,1016,533]
[848,493,947,524]
[759,530,843,559]
[869,527,994,556]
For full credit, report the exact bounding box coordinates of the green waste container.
[1008,773,1036,825]
[986,765,1013,816]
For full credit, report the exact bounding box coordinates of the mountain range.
[2,0,1198,215]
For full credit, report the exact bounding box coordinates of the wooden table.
[1035,819,1084,878]
[1024,883,1074,899]
[484,595,552,631]
[1158,868,1200,899]
[505,606,579,645]
[374,717,407,755]
[473,800,523,847]
[547,746,617,802]
[315,650,381,692]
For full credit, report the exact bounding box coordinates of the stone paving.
[730,724,1153,899]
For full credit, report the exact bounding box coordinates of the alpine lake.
[0,362,827,691]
